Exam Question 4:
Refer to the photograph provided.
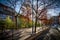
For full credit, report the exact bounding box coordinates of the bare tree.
[18,0,57,33]
[31,0,57,33]
[6,0,58,32]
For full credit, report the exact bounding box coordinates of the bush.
[5,16,14,29]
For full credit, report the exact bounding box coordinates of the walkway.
[0,26,48,40]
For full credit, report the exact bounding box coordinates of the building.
[0,3,16,20]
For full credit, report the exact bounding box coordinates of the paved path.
[19,27,48,40]
[0,27,48,40]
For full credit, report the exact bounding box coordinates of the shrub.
[5,16,14,29]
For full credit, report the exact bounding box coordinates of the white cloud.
[47,9,59,16]
[47,8,60,19]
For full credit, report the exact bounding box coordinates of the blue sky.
[15,0,60,16]
[47,8,60,16]
[0,0,60,17]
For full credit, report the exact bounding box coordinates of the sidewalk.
[19,27,48,40]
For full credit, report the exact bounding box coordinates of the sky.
[0,0,60,17]
[15,0,60,16]
[47,8,60,16]
[34,0,60,16]
[47,8,60,19]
